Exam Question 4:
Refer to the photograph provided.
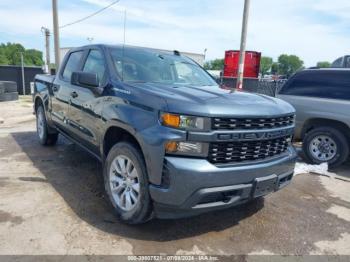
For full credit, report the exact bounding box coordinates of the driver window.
[83,50,106,86]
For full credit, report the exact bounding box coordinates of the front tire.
[103,142,153,224]
[302,126,349,168]
[36,105,58,146]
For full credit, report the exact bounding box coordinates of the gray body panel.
[276,69,350,141]
[276,94,350,140]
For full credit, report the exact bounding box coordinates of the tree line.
[204,54,332,78]
[0,43,44,66]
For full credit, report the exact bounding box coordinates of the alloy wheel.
[37,110,45,140]
[108,155,140,211]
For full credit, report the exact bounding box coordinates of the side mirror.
[71,71,99,88]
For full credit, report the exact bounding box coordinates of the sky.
[0,0,349,67]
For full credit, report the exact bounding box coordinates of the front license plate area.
[253,174,278,198]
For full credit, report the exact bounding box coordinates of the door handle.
[70,91,78,98]
[52,85,59,92]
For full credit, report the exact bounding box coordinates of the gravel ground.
[0,97,349,256]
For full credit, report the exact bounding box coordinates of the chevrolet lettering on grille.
[217,128,294,141]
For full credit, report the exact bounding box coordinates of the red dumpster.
[223,50,261,79]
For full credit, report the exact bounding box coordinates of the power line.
[60,0,120,29]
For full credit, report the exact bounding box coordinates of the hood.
[130,83,295,117]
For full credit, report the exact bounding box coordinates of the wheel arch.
[34,95,50,116]
[34,96,45,113]
[34,95,57,134]
[301,118,350,143]
[102,126,142,156]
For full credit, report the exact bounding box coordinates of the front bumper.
[149,146,297,219]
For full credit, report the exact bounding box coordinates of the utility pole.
[236,0,251,90]
[41,27,51,73]
[20,52,25,95]
[52,0,60,70]
[123,9,127,46]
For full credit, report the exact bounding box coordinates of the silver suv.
[277,68,350,167]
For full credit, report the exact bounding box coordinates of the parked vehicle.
[331,55,350,68]
[277,68,350,167]
[33,44,297,223]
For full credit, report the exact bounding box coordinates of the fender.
[100,119,161,183]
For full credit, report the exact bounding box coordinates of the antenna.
[122,9,127,81]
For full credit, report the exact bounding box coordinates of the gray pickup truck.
[33,44,297,224]
[277,68,350,167]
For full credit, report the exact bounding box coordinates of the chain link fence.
[221,78,286,97]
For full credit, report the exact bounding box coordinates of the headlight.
[160,113,207,131]
[165,141,208,157]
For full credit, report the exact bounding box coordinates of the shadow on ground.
[10,131,264,242]
[332,161,350,179]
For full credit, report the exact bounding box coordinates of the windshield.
[109,47,217,86]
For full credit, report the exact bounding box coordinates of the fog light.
[178,142,203,154]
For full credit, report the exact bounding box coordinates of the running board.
[57,128,102,162]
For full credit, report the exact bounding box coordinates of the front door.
[67,49,107,154]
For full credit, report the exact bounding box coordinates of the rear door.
[51,50,84,132]
[67,48,107,154]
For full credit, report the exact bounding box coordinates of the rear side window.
[83,50,106,85]
[280,71,350,100]
[62,51,84,81]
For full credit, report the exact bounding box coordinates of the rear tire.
[103,142,153,224]
[36,105,58,146]
[302,126,349,168]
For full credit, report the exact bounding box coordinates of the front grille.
[212,115,294,130]
[208,135,291,164]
